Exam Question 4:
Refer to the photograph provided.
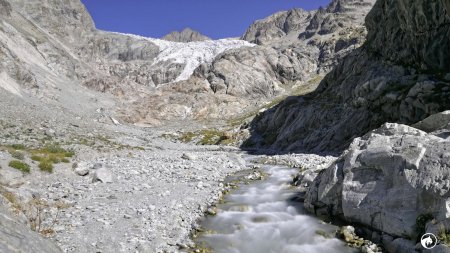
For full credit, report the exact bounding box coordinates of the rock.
[181,153,196,160]
[444,73,450,81]
[162,28,211,43]
[428,245,450,253]
[384,238,416,253]
[91,168,113,183]
[412,111,450,132]
[242,8,312,45]
[110,117,121,126]
[75,166,89,176]
[365,0,450,71]
[340,226,356,242]
[249,0,450,153]
[92,163,103,170]
[206,207,217,216]
[305,123,450,239]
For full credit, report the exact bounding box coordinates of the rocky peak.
[301,0,376,38]
[162,28,211,43]
[365,0,450,71]
[241,8,313,45]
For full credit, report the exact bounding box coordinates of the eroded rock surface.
[305,123,450,240]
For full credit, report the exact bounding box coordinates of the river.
[194,158,357,253]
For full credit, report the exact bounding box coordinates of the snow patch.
[114,32,255,82]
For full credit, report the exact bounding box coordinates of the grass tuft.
[9,160,30,173]
[38,161,53,173]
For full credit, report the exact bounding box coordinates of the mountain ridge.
[162,27,211,42]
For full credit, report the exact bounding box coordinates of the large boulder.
[413,110,450,133]
[305,123,450,239]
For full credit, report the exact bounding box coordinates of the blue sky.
[80,0,331,39]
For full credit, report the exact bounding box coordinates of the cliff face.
[247,0,450,152]
[365,0,450,71]
[241,8,313,45]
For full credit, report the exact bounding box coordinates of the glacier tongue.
[114,32,255,83]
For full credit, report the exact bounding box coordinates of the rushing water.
[195,162,357,253]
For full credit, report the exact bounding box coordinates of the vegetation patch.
[30,144,75,173]
[2,143,76,174]
[439,229,450,246]
[9,160,30,173]
[38,160,53,173]
[179,129,233,146]
[415,213,434,235]
[0,187,22,213]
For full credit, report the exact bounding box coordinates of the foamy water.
[196,163,356,253]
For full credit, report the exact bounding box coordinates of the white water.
[196,163,357,253]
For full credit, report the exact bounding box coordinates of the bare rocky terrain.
[0,0,449,252]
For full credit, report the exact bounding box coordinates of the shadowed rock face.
[247,0,450,153]
[162,28,211,43]
[365,0,450,71]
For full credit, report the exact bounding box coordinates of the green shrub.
[48,155,60,164]
[31,155,43,161]
[9,160,30,173]
[43,144,66,154]
[38,161,53,173]
[439,230,450,246]
[63,150,75,157]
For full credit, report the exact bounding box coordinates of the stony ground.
[0,91,251,252]
[29,143,247,252]
[0,92,341,252]
[0,129,250,252]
